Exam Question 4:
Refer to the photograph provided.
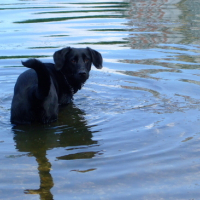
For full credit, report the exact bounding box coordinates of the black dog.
[10,47,103,125]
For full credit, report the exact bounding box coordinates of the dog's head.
[53,47,103,89]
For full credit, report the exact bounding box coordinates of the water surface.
[1,0,200,199]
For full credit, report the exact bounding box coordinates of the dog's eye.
[84,58,89,63]
[71,59,76,64]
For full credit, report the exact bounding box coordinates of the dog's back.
[11,60,58,124]
[11,69,40,124]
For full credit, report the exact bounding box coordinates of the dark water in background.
[1,0,200,199]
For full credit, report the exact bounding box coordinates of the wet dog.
[10,47,103,124]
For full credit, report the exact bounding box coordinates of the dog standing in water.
[10,47,103,125]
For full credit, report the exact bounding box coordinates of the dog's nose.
[79,71,87,77]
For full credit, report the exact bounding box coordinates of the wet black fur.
[10,47,103,124]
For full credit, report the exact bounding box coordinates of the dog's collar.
[60,71,74,96]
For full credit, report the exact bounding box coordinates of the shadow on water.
[12,104,98,200]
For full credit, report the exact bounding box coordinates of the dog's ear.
[53,47,71,70]
[87,47,103,69]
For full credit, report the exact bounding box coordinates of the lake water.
[1,0,200,199]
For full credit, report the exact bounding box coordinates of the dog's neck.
[59,70,74,96]
[60,70,86,95]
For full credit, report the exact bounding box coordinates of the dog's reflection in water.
[12,104,99,199]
